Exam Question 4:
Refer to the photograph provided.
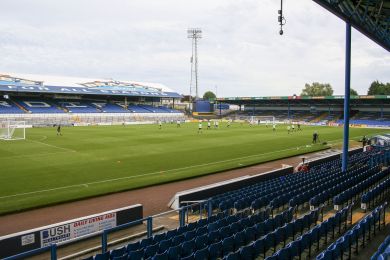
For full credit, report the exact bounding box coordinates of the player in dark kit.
[312,131,318,144]
[57,125,62,136]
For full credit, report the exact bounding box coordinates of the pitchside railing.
[3,200,213,260]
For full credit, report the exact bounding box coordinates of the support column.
[342,22,351,172]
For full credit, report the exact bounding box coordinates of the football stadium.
[0,0,390,260]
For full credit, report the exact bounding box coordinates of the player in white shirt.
[216,121,219,128]
[273,124,276,132]
[198,122,203,134]
[158,120,162,130]
[287,125,291,134]
[176,120,181,128]
[227,120,231,127]
[207,121,211,130]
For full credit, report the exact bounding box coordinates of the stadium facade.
[0,73,185,126]
[217,95,390,127]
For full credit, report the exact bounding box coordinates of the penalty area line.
[26,138,76,153]
[0,144,317,200]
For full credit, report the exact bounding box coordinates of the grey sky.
[0,0,389,97]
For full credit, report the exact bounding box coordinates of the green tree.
[203,91,216,100]
[350,88,358,96]
[301,82,334,96]
[367,80,390,95]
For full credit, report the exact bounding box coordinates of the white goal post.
[249,116,275,125]
[0,121,26,140]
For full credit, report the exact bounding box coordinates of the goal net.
[0,121,26,140]
[249,116,275,125]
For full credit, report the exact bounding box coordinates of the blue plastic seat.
[184,230,196,241]
[128,249,144,260]
[153,233,167,244]
[144,244,159,259]
[287,240,299,258]
[181,239,195,257]
[151,251,169,260]
[141,237,155,248]
[110,246,126,259]
[172,234,185,246]
[126,242,140,253]
[159,239,172,253]
[195,226,207,236]
[195,234,208,250]
[264,232,275,252]
[166,229,178,240]
[194,246,209,260]
[244,226,256,244]
[222,236,235,256]
[253,237,265,258]
[224,251,240,260]
[208,230,221,244]
[181,253,194,260]
[208,241,223,260]
[94,252,110,260]
[234,231,246,251]
[255,222,266,236]
[112,254,127,260]
[167,245,181,260]
[219,226,232,239]
[277,247,290,260]
[239,243,254,260]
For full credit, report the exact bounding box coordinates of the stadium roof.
[217,95,390,105]
[313,0,390,52]
[0,73,182,98]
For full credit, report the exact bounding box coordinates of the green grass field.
[0,123,386,215]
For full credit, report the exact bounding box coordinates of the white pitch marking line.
[26,138,76,153]
[0,144,315,200]
[0,151,74,159]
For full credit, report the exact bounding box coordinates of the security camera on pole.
[278,0,286,35]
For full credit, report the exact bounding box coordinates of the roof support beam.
[342,21,352,172]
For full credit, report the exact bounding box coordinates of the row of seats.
[316,203,387,260]
[213,152,373,213]
[372,235,390,260]
[0,98,181,114]
[84,207,294,260]
[333,168,390,207]
[361,177,390,210]
[267,205,351,260]
[218,209,320,260]
[309,166,380,208]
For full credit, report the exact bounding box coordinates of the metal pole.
[101,231,108,253]
[342,21,352,172]
[208,199,213,218]
[147,216,153,238]
[50,244,57,260]
[194,37,199,99]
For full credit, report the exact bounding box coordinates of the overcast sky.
[0,0,389,97]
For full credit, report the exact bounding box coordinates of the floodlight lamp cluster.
[187,28,202,39]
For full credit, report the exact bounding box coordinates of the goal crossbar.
[0,121,26,140]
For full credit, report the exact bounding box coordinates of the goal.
[0,121,26,140]
[249,116,275,125]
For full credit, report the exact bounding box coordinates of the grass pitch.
[0,123,385,215]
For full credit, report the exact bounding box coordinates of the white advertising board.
[40,212,116,247]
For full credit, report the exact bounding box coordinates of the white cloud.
[0,0,388,97]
